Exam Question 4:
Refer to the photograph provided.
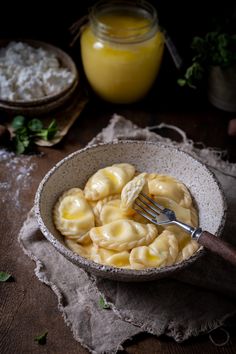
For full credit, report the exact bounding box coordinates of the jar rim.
[89,0,159,44]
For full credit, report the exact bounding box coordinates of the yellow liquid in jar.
[80,13,164,103]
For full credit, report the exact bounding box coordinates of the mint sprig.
[0,271,12,282]
[12,116,58,154]
[98,295,110,309]
[34,331,48,345]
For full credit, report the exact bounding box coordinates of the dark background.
[1,1,236,42]
[0,1,236,128]
[1,1,236,93]
[1,1,235,49]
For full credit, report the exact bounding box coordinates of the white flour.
[0,149,37,218]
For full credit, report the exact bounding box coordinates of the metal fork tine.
[134,200,157,219]
[137,195,161,215]
[134,208,156,224]
[140,192,165,211]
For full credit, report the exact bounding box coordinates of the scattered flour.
[0,149,37,218]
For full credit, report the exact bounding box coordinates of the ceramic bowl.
[35,141,227,281]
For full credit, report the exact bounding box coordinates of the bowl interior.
[35,141,226,281]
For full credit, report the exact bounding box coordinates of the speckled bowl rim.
[34,140,227,280]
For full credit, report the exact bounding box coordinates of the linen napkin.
[19,115,236,353]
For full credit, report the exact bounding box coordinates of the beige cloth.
[19,115,236,354]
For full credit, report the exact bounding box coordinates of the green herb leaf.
[34,331,48,345]
[28,119,43,132]
[178,30,236,89]
[177,79,186,87]
[0,271,12,282]
[191,36,206,53]
[47,119,57,139]
[35,129,48,140]
[12,115,26,130]
[11,116,58,154]
[98,295,110,309]
[15,138,26,154]
[36,119,58,141]
[14,130,31,154]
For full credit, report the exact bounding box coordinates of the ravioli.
[53,188,94,243]
[84,163,135,201]
[147,174,192,208]
[90,219,157,251]
[130,230,178,269]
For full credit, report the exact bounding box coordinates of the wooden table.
[1,96,236,354]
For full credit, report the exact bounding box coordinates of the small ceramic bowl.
[35,141,226,281]
[0,39,79,116]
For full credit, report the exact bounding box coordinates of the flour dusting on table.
[0,149,37,216]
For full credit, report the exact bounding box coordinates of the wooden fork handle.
[198,231,236,266]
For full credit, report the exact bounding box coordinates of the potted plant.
[178,30,236,112]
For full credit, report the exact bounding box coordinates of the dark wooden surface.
[1,98,236,354]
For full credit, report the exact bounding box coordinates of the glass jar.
[80,0,164,104]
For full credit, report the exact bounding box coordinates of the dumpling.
[105,251,130,268]
[90,219,157,251]
[153,196,196,225]
[94,197,146,226]
[120,173,147,214]
[53,188,94,243]
[100,199,132,225]
[89,247,117,264]
[176,240,199,262]
[165,225,191,251]
[147,174,192,208]
[190,207,198,228]
[90,247,130,268]
[130,230,178,269]
[84,163,135,201]
[90,194,120,225]
[65,238,97,258]
[66,238,130,268]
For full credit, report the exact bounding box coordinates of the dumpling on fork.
[84,163,135,201]
[120,172,147,214]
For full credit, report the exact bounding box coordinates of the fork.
[134,192,236,266]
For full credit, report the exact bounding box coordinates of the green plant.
[12,116,58,154]
[178,31,236,88]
